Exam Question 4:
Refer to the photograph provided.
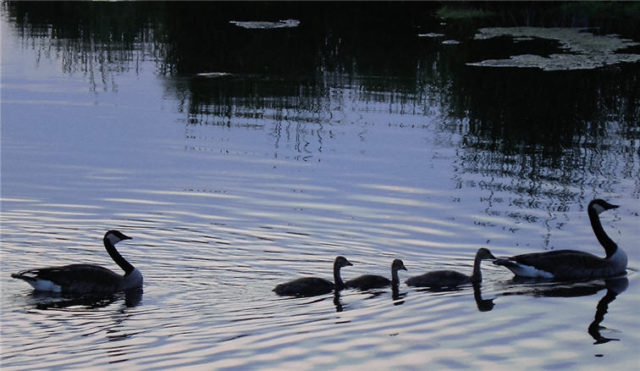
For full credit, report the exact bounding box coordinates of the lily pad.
[442,39,461,45]
[467,27,640,71]
[196,72,232,78]
[417,33,445,38]
[229,19,300,30]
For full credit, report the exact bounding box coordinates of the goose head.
[590,199,619,215]
[476,247,496,261]
[392,259,408,272]
[334,256,353,268]
[104,230,132,245]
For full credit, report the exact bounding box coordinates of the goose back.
[12,265,123,294]
[345,259,406,290]
[273,256,353,297]
[494,249,626,280]
[345,275,391,290]
[273,277,334,297]
[406,270,470,288]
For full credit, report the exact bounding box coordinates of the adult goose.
[345,259,407,290]
[11,230,143,294]
[493,199,627,280]
[406,248,496,289]
[273,256,352,297]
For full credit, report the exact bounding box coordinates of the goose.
[345,259,407,290]
[11,230,143,294]
[406,248,496,288]
[273,256,352,297]
[493,199,627,280]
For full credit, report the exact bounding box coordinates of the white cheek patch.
[107,234,121,245]
[592,204,606,215]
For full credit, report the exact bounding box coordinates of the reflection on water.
[496,277,629,345]
[27,288,143,311]
[2,2,640,370]
[589,278,628,345]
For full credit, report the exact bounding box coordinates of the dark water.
[1,3,639,369]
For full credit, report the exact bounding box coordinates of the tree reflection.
[4,1,639,210]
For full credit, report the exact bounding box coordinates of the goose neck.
[333,263,345,290]
[470,254,483,283]
[391,266,400,285]
[588,207,617,258]
[104,237,135,274]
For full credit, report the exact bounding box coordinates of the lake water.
[1,3,639,369]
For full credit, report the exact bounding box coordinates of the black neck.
[588,207,617,258]
[470,253,483,283]
[104,237,134,274]
[391,266,400,285]
[333,262,345,290]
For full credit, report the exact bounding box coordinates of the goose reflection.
[348,282,408,305]
[472,283,494,312]
[407,282,494,312]
[331,280,407,311]
[391,283,407,305]
[588,277,628,344]
[26,287,143,310]
[498,276,628,344]
[333,291,343,312]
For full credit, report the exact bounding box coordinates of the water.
[2,3,639,369]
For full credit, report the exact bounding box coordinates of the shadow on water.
[496,276,629,344]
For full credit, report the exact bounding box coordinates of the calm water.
[1,3,639,369]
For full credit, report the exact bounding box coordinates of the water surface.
[2,3,639,369]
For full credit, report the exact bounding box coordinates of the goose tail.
[11,271,35,282]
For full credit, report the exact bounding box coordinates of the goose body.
[11,230,142,294]
[493,199,627,280]
[274,256,352,297]
[406,248,495,288]
[345,259,407,290]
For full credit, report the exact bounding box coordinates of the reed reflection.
[6,1,639,200]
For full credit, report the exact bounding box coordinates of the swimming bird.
[406,248,496,289]
[273,256,352,297]
[345,259,407,290]
[493,199,627,280]
[11,230,143,295]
